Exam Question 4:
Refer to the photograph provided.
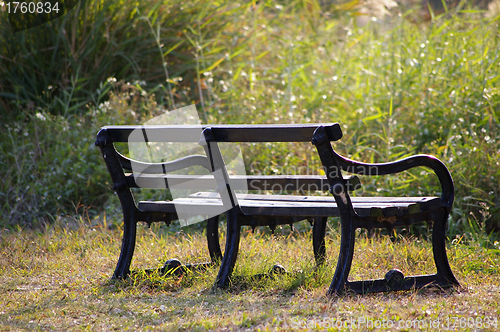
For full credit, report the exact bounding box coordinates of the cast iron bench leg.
[312,125,359,295]
[432,208,460,286]
[214,207,241,289]
[313,217,328,266]
[207,215,223,263]
[96,129,138,280]
[113,206,137,279]
[327,210,357,295]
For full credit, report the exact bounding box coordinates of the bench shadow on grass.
[108,267,362,299]
[98,255,462,298]
[99,262,319,296]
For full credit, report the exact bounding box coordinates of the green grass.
[0,219,498,330]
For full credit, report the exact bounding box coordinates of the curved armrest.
[336,154,454,208]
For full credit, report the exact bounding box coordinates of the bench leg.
[206,215,223,263]
[432,208,460,287]
[313,217,327,266]
[96,129,138,280]
[214,207,241,289]
[113,208,137,279]
[327,212,357,296]
[330,208,460,294]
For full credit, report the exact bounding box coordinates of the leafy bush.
[0,0,499,235]
[0,82,160,227]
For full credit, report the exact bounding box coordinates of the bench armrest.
[335,154,454,208]
[312,125,453,208]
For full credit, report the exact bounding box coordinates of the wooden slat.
[126,174,360,191]
[236,197,440,217]
[190,192,439,204]
[139,199,226,216]
[208,123,342,142]
[105,125,205,143]
[138,196,441,218]
[128,174,217,190]
[102,123,342,143]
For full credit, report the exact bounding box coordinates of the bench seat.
[139,193,441,221]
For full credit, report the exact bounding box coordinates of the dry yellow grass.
[0,218,498,330]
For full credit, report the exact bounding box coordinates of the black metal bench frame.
[199,124,459,294]
[95,124,358,281]
[96,123,460,295]
[95,125,222,278]
[311,125,459,294]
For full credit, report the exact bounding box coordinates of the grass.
[0,219,498,330]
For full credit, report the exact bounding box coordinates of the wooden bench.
[94,124,359,280]
[95,123,460,295]
[194,124,459,294]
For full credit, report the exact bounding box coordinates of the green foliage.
[0,82,160,226]
[0,0,233,116]
[1,0,499,234]
[0,111,103,226]
[197,1,500,233]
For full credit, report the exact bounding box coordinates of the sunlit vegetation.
[0,218,498,330]
[0,1,499,328]
[1,0,499,235]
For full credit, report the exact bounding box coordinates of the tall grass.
[200,0,500,234]
[0,0,233,116]
[0,0,499,235]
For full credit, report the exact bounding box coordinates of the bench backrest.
[199,123,343,211]
[96,123,346,220]
[97,126,214,190]
[102,123,342,143]
[97,123,343,189]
